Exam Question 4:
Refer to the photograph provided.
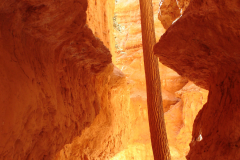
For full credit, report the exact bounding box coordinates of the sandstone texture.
[158,0,190,29]
[158,0,181,29]
[155,0,240,159]
[112,0,208,159]
[56,66,131,160]
[166,82,208,159]
[0,0,128,159]
[87,0,116,63]
[0,0,217,159]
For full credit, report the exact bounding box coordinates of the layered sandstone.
[0,0,128,159]
[112,0,208,159]
[155,0,240,159]
[114,0,188,109]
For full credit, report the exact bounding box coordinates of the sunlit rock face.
[87,0,116,63]
[112,0,208,159]
[166,82,208,159]
[158,0,181,29]
[114,0,188,110]
[0,0,128,159]
[56,66,131,160]
[55,1,133,159]
[155,0,240,159]
[158,0,190,29]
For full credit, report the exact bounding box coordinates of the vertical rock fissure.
[139,0,171,159]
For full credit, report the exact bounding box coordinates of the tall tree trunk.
[139,0,171,159]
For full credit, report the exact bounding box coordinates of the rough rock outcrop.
[158,0,190,29]
[0,0,127,159]
[154,0,240,159]
[166,82,208,159]
[158,0,181,29]
[56,66,131,160]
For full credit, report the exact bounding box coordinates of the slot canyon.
[0,0,239,160]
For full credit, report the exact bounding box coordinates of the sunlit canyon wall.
[112,0,208,160]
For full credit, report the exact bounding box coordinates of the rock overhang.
[154,0,240,89]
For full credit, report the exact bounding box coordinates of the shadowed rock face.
[155,0,240,89]
[154,0,240,159]
[0,0,130,159]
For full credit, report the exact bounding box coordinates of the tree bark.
[139,0,171,159]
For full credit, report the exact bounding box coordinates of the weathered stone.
[154,0,240,159]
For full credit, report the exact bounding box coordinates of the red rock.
[0,0,128,159]
[158,0,190,29]
[158,0,181,29]
[154,0,240,159]
[0,0,217,159]
[87,0,116,63]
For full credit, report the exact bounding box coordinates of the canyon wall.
[0,0,223,159]
[56,66,131,160]
[86,0,116,63]
[0,0,129,159]
[154,0,240,159]
[112,0,208,159]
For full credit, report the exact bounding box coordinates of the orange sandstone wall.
[87,0,116,63]
[55,1,133,159]
[56,66,131,160]
[0,0,128,159]
[166,82,208,159]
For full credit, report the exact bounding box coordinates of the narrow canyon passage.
[1,0,239,160]
[110,0,208,159]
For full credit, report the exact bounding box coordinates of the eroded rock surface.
[155,0,240,159]
[0,0,128,159]
[87,0,116,63]
[158,0,190,29]
[158,0,181,29]
[168,82,208,159]
[56,66,131,160]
